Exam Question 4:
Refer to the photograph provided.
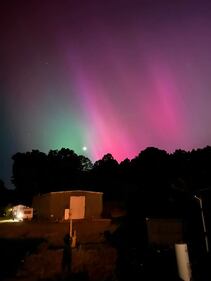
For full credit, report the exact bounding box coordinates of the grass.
[0,219,117,281]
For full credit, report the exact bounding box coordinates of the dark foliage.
[0,179,19,211]
[10,146,211,212]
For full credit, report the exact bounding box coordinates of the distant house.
[12,204,33,221]
[32,190,103,221]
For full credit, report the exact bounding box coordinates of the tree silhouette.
[11,148,95,201]
[0,179,7,207]
[93,153,120,199]
[10,145,211,221]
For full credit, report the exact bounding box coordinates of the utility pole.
[194,195,209,253]
[69,208,72,238]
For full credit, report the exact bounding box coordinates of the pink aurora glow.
[2,1,211,187]
[70,54,189,161]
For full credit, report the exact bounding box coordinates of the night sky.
[1,1,211,188]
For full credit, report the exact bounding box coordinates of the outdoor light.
[16,211,23,221]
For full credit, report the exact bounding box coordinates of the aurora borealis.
[1,1,211,188]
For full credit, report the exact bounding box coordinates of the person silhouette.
[61,234,72,276]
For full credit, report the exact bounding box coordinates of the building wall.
[84,192,103,218]
[32,190,103,220]
[33,193,51,220]
[49,192,70,220]
[146,218,183,247]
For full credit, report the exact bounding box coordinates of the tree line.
[10,145,211,202]
[1,146,211,216]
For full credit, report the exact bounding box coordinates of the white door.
[70,196,85,219]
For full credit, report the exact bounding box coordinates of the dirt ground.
[0,219,118,281]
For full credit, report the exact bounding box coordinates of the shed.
[145,217,183,247]
[32,190,103,221]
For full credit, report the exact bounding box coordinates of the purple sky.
[1,0,211,188]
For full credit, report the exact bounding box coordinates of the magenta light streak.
[146,61,186,141]
[73,68,137,161]
[67,37,193,161]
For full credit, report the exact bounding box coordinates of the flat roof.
[50,190,103,194]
